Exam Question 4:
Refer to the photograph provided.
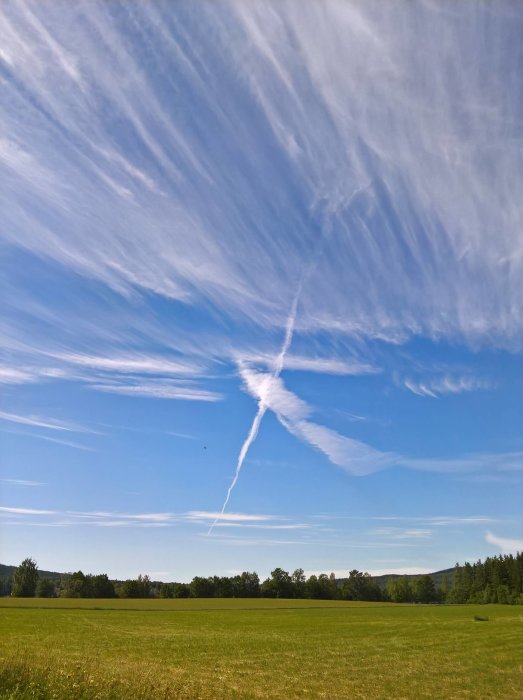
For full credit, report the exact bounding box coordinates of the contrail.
[207,189,365,535]
[207,289,301,535]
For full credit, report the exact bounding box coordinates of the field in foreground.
[0,598,521,700]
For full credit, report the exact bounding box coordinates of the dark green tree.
[35,578,55,598]
[159,583,174,598]
[291,569,306,598]
[387,576,413,603]
[11,558,39,597]
[172,582,191,598]
[413,575,436,603]
[448,565,468,603]
[190,576,215,598]
[341,570,380,601]
[439,575,450,602]
[266,568,294,598]
[305,574,320,599]
[91,574,116,598]
[235,571,260,598]
[213,576,234,597]
[0,575,12,596]
[120,574,151,598]
[61,571,93,598]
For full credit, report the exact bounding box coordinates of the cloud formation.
[0,0,520,553]
[0,506,304,531]
[485,531,523,554]
[1,479,44,487]
[0,411,95,433]
[403,374,493,398]
[1,0,521,367]
[239,366,522,477]
[89,381,222,402]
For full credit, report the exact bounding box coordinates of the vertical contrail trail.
[206,186,369,535]
[207,289,301,535]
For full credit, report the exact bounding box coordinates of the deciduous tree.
[11,558,39,597]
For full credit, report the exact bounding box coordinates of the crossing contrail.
[207,289,301,535]
[207,190,366,535]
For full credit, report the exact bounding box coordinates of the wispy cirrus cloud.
[198,535,309,548]
[49,352,204,377]
[211,523,311,531]
[0,367,36,384]
[403,374,493,398]
[0,506,175,528]
[239,366,521,478]
[0,506,56,515]
[313,514,497,526]
[239,365,397,476]
[1,0,521,355]
[0,363,68,385]
[19,432,97,452]
[371,528,432,540]
[166,431,197,441]
[402,452,523,474]
[1,479,44,487]
[0,346,221,402]
[485,531,523,554]
[0,411,96,434]
[239,353,379,376]
[90,381,222,402]
[0,1,519,577]
[186,511,276,523]
[0,410,99,451]
[0,506,291,529]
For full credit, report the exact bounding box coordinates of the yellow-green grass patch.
[1,599,521,699]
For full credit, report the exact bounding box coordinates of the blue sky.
[1,0,522,582]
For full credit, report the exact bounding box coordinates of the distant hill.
[1,563,456,587]
[0,563,64,581]
[369,567,456,589]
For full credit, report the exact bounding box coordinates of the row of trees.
[4,561,386,600]
[446,553,523,604]
[7,554,523,604]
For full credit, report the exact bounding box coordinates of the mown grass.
[0,599,521,699]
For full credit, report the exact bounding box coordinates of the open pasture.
[0,598,521,699]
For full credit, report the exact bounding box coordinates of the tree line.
[445,553,523,604]
[5,553,522,604]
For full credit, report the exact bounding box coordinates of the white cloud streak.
[0,1,520,527]
[1,479,44,487]
[209,290,302,533]
[239,353,379,376]
[238,367,522,477]
[485,531,523,554]
[404,375,493,398]
[313,514,496,525]
[402,452,523,474]
[371,528,432,540]
[0,506,56,515]
[0,411,95,433]
[187,511,275,523]
[90,382,222,402]
[0,367,36,384]
[50,352,203,376]
[1,0,520,357]
[0,506,292,529]
[239,366,396,476]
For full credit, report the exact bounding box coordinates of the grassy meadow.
[0,598,521,699]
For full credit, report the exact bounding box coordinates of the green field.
[0,598,521,699]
